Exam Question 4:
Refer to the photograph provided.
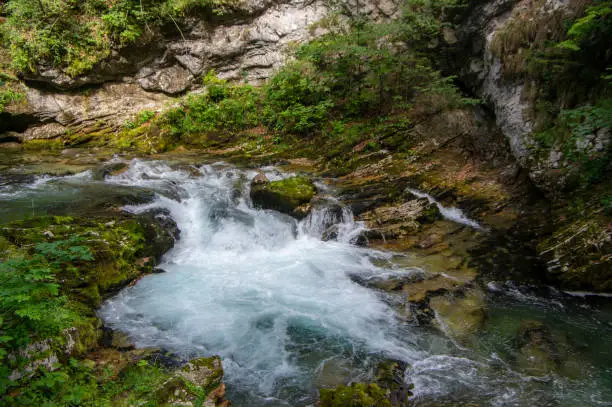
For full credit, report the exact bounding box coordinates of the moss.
[319,383,392,407]
[0,213,173,306]
[250,176,316,218]
[22,139,65,151]
[268,177,316,202]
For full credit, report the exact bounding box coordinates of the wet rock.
[429,288,487,344]
[358,198,440,239]
[350,272,422,292]
[154,356,228,407]
[317,358,414,406]
[322,224,341,241]
[515,320,561,376]
[250,176,316,219]
[375,359,413,407]
[251,171,270,186]
[136,209,180,263]
[92,162,129,180]
[210,204,255,227]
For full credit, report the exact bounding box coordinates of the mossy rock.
[250,176,316,219]
[0,211,177,306]
[319,383,392,407]
[153,356,225,406]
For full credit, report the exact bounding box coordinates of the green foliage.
[400,0,465,46]
[3,355,172,406]
[124,110,156,130]
[0,0,236,76]
[150,1,470,141]
[159,72,261,138]
[0,237,92,350]
[0,72,24,114]
[263,61,333,134]
[534,99,612,185]
[0,214,171,404]
[558,3,612,53]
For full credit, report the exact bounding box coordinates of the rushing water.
[2,158,612,406]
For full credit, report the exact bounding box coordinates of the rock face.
[537,216,612,292]
[3,83,170,140]
[2,0,400,141]
[250,176,316,218]
[22,0,400,91]
[447,0,609,194]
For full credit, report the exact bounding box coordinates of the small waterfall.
[298,197,367,245]
[406,188,484,230]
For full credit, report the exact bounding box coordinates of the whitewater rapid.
[86,160,610,407]
[98,160,420,404]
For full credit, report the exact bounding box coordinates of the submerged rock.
[515,320,561,376]
[250,176,316,219]
[429,288,487,344]
[319,382,393,407]
[92,162,129,180]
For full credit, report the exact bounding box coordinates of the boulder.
[250,176,316,219]
[251,171,270,186]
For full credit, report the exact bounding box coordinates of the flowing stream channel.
[2,158,612,406]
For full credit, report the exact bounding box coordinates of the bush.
[0,0,236,77]
[159,72,261,137]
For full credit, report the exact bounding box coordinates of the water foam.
[100,161,420,405]
[94,160,610,407]
[406,188,484,230]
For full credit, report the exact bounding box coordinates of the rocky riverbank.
[0,172,231,406]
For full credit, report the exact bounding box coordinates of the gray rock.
[139,65,194,94]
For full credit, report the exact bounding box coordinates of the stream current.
[2,158,611,406]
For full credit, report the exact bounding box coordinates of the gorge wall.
[5,0,605,195]
[1,0,610,290]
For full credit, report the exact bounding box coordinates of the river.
[2,157,611,406]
